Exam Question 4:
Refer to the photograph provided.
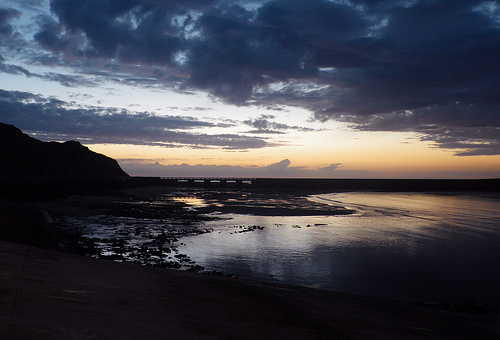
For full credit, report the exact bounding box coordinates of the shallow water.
[180,192,500,307]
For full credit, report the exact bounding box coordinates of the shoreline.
[2,184,500,337]
[2,240,499,339]
[3,186,500,297]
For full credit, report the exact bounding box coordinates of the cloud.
[0,60,97,87]
[318,163,342,171]
[40,0,193,63]
[3,0,500,155]
[243,114,315,134]
[0,8,21,37]
[119,158,350,177]
[265,158,291,171]
[346,102,500,156]
[0,89,269,149]
[122,158,439,178]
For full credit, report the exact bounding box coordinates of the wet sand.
[2,240,500,339]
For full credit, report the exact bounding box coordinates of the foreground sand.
[1,241,499,339]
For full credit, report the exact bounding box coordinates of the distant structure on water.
[159,177,500,192]
[161,177,256,187]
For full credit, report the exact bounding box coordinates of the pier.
[160,177,256,187]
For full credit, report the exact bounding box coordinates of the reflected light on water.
[181,192,500,306]
[171,196,208,208]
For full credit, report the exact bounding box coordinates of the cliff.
[0,122,128,177]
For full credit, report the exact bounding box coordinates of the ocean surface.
[71,190,500,307]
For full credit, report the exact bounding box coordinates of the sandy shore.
[2,185,500,339]
[1,240,499,339]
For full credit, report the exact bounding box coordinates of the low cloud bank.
[120,158,351,178]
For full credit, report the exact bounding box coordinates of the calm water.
[180,192,500,306]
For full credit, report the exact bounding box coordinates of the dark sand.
[1,240,499,339]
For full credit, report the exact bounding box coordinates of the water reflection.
[182,192,500,307]
[171,196,208,208]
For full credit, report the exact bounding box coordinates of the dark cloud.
[0,7,28,57]
[41,0,198,64]
[0,62,32,76]
[184,2,317,102]
[0,89,269,149]
[13,0,44,9]
[343,102,500,156]
[243,114,314,133]
[34,16,69,51]
[0,60,96,87]
[254,1,500,155]
[5,0,500,155]
[421,127,500,156]
[0,8,21,37]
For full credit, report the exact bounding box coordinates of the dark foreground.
[1,241,499,339]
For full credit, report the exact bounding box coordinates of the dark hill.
[0,123,128,177]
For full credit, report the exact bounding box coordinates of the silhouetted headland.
[0,122,132,201]
[0,122,128,178]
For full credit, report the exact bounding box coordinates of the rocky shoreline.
[1,184,355,272]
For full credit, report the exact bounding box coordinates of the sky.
[0,0,499,178]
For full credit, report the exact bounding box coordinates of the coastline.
[2,240,499,339]
[2,181,500,338]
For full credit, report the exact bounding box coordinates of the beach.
[2,240,500,339]
[28,185,500,308]
[1,183,500,338]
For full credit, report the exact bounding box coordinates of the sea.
[69,188,500,308]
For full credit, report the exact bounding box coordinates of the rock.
[0,122,128,177]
